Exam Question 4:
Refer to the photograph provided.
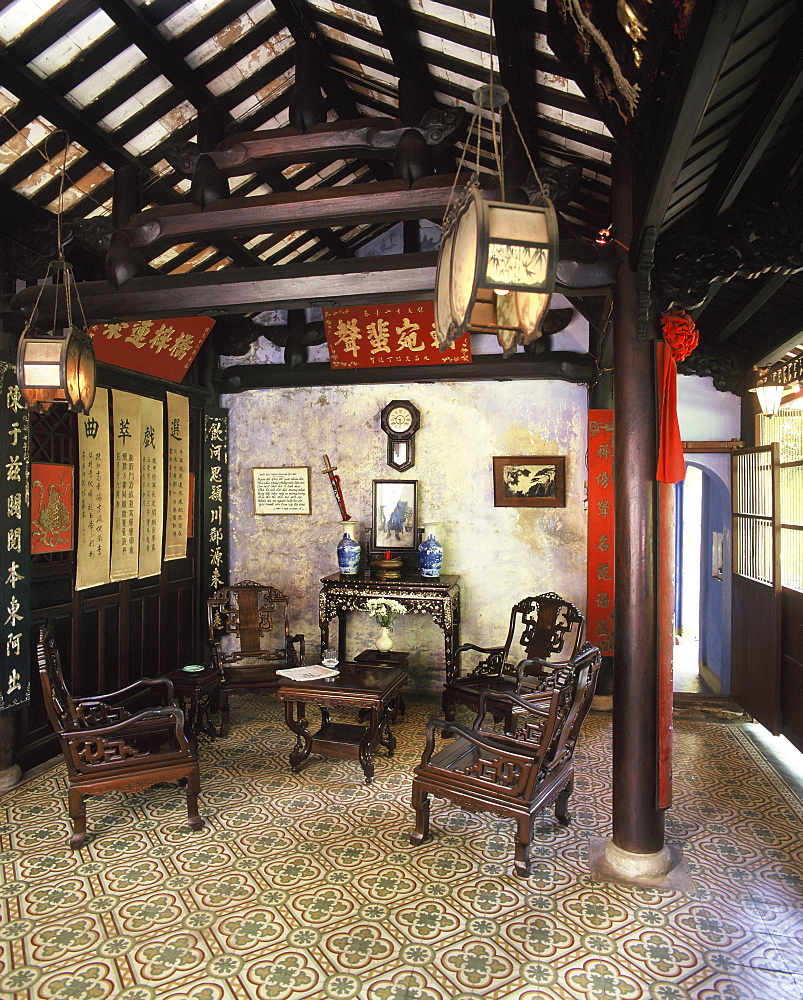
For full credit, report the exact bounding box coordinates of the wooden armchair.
[411,643,601,877]
[207,581,305,727]
[37,624,204,849]
[443,592,585,730]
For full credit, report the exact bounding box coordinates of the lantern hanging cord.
[485,0,546,201]
[445,107,481,219]
[488,0,503,195]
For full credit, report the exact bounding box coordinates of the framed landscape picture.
[493,456,566,508]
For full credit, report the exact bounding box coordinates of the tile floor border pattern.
[0,694,801,1000]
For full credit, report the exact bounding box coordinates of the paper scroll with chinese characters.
[586,410,615,654]
[1,363,31,711]
[323,301,471,368]
[76,387,112,590]
[164,392,189,560]
[110,391,142,582]
[138,396,164,579]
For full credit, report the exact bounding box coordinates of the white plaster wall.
[223,380,589,691]
[677,375,741,442]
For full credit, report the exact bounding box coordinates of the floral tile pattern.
[1,694,802,1000]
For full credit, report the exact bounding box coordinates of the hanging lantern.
[434,180,559,356]
[17,325,96,414]
[16,260,96,415]
[749,379,784,417]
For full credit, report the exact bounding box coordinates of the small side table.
[276,663,407,784]
[353,650,408,716]
[165,665,223,745]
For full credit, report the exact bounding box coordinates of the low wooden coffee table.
[275,663,407,784]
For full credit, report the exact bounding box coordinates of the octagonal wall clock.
[380,400,420,472]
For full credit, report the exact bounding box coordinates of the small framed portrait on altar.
[493,456,566,508]
[372,480,418,552]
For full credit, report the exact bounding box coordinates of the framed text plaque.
[252,468,311,515]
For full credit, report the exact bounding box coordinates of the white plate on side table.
[182,664,206,673]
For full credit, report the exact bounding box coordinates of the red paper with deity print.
[31,464,74,554]
[323,301,471,368]
[88,317,216,382]
[586,410,615,654]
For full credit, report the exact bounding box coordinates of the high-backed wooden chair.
[411,643,601,877]
[443,592,585,731]
[37,624,204,849]
[207,581,305,727]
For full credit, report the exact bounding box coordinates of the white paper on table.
[276,664,340,681]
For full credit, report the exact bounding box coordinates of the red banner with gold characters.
[323,301,471,368]
[88,317,215,382]
[587,409,614,654]
[31,464,73,554]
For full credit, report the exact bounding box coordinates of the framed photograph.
[252,467,311,515]
[372,480,418,551]
[493,456,566,508]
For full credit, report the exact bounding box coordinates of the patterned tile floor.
[0,693,801,1000]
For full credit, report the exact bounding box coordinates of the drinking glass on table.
[322,648,339,667]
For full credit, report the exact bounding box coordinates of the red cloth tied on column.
[656,310,699,483]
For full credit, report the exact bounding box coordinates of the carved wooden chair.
[411,643,601,877]
[443,592,586,731]
[207,581,305,728]
[37,624,204,849]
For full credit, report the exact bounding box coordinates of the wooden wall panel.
[14,392,208,772]
[781,588,803,752]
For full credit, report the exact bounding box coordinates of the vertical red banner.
[587,410,615,653]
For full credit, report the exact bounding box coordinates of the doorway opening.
[674,460,732,695]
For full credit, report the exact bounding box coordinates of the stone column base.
[604,839,672,878]
[0,763,22,792]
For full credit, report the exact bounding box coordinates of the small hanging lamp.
[434,81,559,357]
[749,367,784,417]
[16,262,96,414]
[15,139,96,415]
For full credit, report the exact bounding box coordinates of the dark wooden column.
[609,150,669,872]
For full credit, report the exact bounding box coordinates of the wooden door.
[731,445,781,733]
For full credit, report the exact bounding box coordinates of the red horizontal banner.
[89,317,215,382]
[323,301,470,368]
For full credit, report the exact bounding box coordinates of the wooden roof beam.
[711,272,792,345]
[706,36,803,216]
[630,0,747,266]
[11,253,442,323]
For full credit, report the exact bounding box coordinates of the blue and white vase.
[418,522,443,578]
[337,521,361,575]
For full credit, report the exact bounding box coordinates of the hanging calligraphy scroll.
[202,408,228,601]
[138,396,164,579]
[77,388,112,590]
[164,392,189,561]
[586,409,615,653]
[89,317,215,382]
[323,301,471,369]
[110,391,142,582]
[31,464,73,554]
[0,364,31,712]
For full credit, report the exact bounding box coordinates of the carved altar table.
[319,573,461,683]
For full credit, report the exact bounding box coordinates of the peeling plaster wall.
[223,380,588,691]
